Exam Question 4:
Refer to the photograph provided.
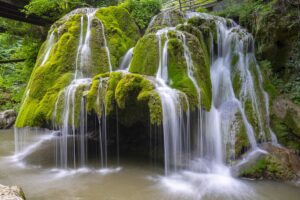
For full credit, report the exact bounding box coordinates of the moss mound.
[130,22,212,110]
[86,72,162,126]
[16,6,140,128]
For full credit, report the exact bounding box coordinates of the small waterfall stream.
[41,32,55,66]
[119,48,134,71]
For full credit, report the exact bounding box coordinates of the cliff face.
[218,0,300,151]
[252,1,300,151]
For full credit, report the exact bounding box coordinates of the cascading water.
[154,18,213,173]
[153,12,280,200]
[96,78,109,168]
[201,12,278,159]
[10,6,300,200]
[154,11,279,177]
[50,8,114,169]
[41,32,55,66]
[14,7,279,184]
[119,48,134,71]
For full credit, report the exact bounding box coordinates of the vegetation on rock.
[216,0,300,151]
[16,6,140,127]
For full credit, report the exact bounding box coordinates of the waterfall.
[97,78,109,168]
[155,27,206,174]
[55,78,91,168]
[51,9,113,169]
[154,12,279,175]
[41,32,55,66]
[119,48,134,71]
[100,21,113,72]
[155,28,185,174]
[75,10,97,79]
[14,8,279,176]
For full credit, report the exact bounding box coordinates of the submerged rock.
[0,110,16,129]
[0,184,26,200]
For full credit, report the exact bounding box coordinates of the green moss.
[86,72,162,126]
[115,73,162,125]
[241,157,268,176]
[86,72,122,117]
[16,16,81,127]
[36,73,73,126]
[244,100,259,138]
[129,33,159,75]
[271,113,300,151]
[146,10,185,34]
[168,31,211,110]
[240,155,295,180]
[130,29,211,111]
[284,109,300,136]
[16,6,140,128]
[147,91,162,125]
[258,60,278,100]
[96,6,140,69]
[105,72,124,115]
[233,112,250,159]
[187,16,218,49]
[231,53,242,96]
[167,37,198,109]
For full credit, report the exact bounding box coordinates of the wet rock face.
[271,96,300,151]
[0,110,16,129]
[0,184,26,200]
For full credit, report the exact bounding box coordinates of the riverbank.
[0,184,26,200]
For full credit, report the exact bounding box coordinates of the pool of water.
[0,129,299,200]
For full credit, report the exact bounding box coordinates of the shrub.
[121,0,162,30]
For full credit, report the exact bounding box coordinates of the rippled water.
[0,129,299,200]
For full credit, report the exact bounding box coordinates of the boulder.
[237,143,300,181]
[0,184,26,200]
[271,96,300,151]
[0,110,17,129]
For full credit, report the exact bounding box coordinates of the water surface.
[0,129,299,200]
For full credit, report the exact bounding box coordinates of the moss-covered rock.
[240,154,295,180]
[130,27,211,110]
[115,73,162,126]
[215,0,300,150]
[16,6,140,128]
[187,16,218,51]
[146,10,185,34]
[96,6,140,69]
[233,113,250,160]
[239,143,300,181]
[86,72,162,126]
[129,34,159,76]
[271,97,300,151]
